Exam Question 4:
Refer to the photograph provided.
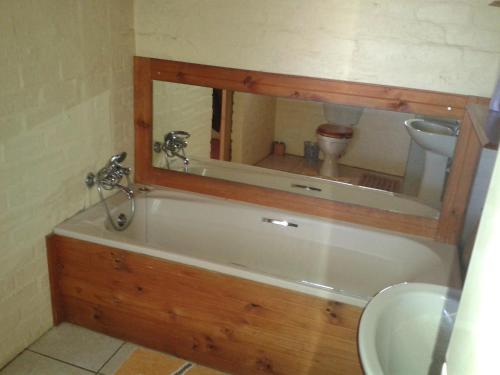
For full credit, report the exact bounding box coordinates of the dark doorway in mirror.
[211,89,223,160]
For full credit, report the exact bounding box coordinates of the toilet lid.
[317,124,353,139]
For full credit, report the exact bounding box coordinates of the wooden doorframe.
[134,56,488,244]
[219,89,233,161]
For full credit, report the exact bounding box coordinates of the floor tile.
[0,351,93,375]
[99,343,138,375]
[29,323,123,372]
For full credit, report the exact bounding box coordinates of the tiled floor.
[0,323,224,375]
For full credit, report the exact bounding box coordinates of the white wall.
[273,98,325,155]
[0,0,134,367]
[135,0,500,97]
[446,148,500,374]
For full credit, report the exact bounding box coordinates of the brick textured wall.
[232,93,276,165]
[135,0,500,97]
[0,0,134,367]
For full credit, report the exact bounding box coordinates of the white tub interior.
[55,187,460,307]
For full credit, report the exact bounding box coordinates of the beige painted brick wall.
[232,93,277,165]
[0,0,134,367]
[135,0,500,97]
[274,98,326,156]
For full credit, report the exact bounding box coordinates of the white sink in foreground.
[358,283,461,375]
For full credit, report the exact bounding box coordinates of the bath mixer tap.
[87,152,134,197]
[85,152,135,231]
[154,131,191,172]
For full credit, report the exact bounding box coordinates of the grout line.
[25,326,54,352]
[0,349,29,372]
[95,341,126,375]
[172,362,193,375]
[25,349,95,373]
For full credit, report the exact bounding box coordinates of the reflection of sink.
[358,283,461,375]
[404,119,457,158]
[404,119,459,208]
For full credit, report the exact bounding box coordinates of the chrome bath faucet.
[86,152,134,198]
[85,152,135,231]
[154,131,191,172]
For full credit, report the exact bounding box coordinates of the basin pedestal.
[419,151,449,208]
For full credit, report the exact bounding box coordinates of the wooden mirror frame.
[134,56,487,244]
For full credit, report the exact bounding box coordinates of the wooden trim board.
[219,89,233,161]
[149,58,470,119]
[46,234,64,325]
[135,56,487,244]
[436,112,483,243]
[47,235,363,375]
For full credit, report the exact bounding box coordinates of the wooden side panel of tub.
[47,235,363,375]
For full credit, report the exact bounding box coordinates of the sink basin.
[358,283,461,375]
[404,119,457,158]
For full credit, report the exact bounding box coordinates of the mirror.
[152,81,460,219]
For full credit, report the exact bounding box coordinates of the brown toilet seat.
[316,124,353,139]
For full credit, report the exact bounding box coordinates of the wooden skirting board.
[47,234,364,375]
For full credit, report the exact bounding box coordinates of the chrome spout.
[116,183,134,199]
[171,151,190,172]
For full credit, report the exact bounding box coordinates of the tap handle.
[109,152,127,165]
[165,131,190,144]
[105,152,131,176]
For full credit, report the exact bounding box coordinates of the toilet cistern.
[404,119,458,208]
[316,103,363,178]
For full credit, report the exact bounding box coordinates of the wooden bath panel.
[47,234,363,375]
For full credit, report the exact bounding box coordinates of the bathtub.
[154,156,440,219]
[55,186,460,308]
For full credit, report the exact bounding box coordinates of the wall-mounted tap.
[154,131,191,172]
[85,152,135,231]
[86,152,134,198]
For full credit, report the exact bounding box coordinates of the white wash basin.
[358,283,461,375]
[404,119,457,158]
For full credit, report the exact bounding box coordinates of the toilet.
[316,103,363,178]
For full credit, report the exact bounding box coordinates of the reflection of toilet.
[316,124,353,177]
[316,103,363,178]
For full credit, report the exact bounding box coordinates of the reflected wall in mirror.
[152,80,460,219]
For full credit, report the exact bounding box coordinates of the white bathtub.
[55,186,460,307]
